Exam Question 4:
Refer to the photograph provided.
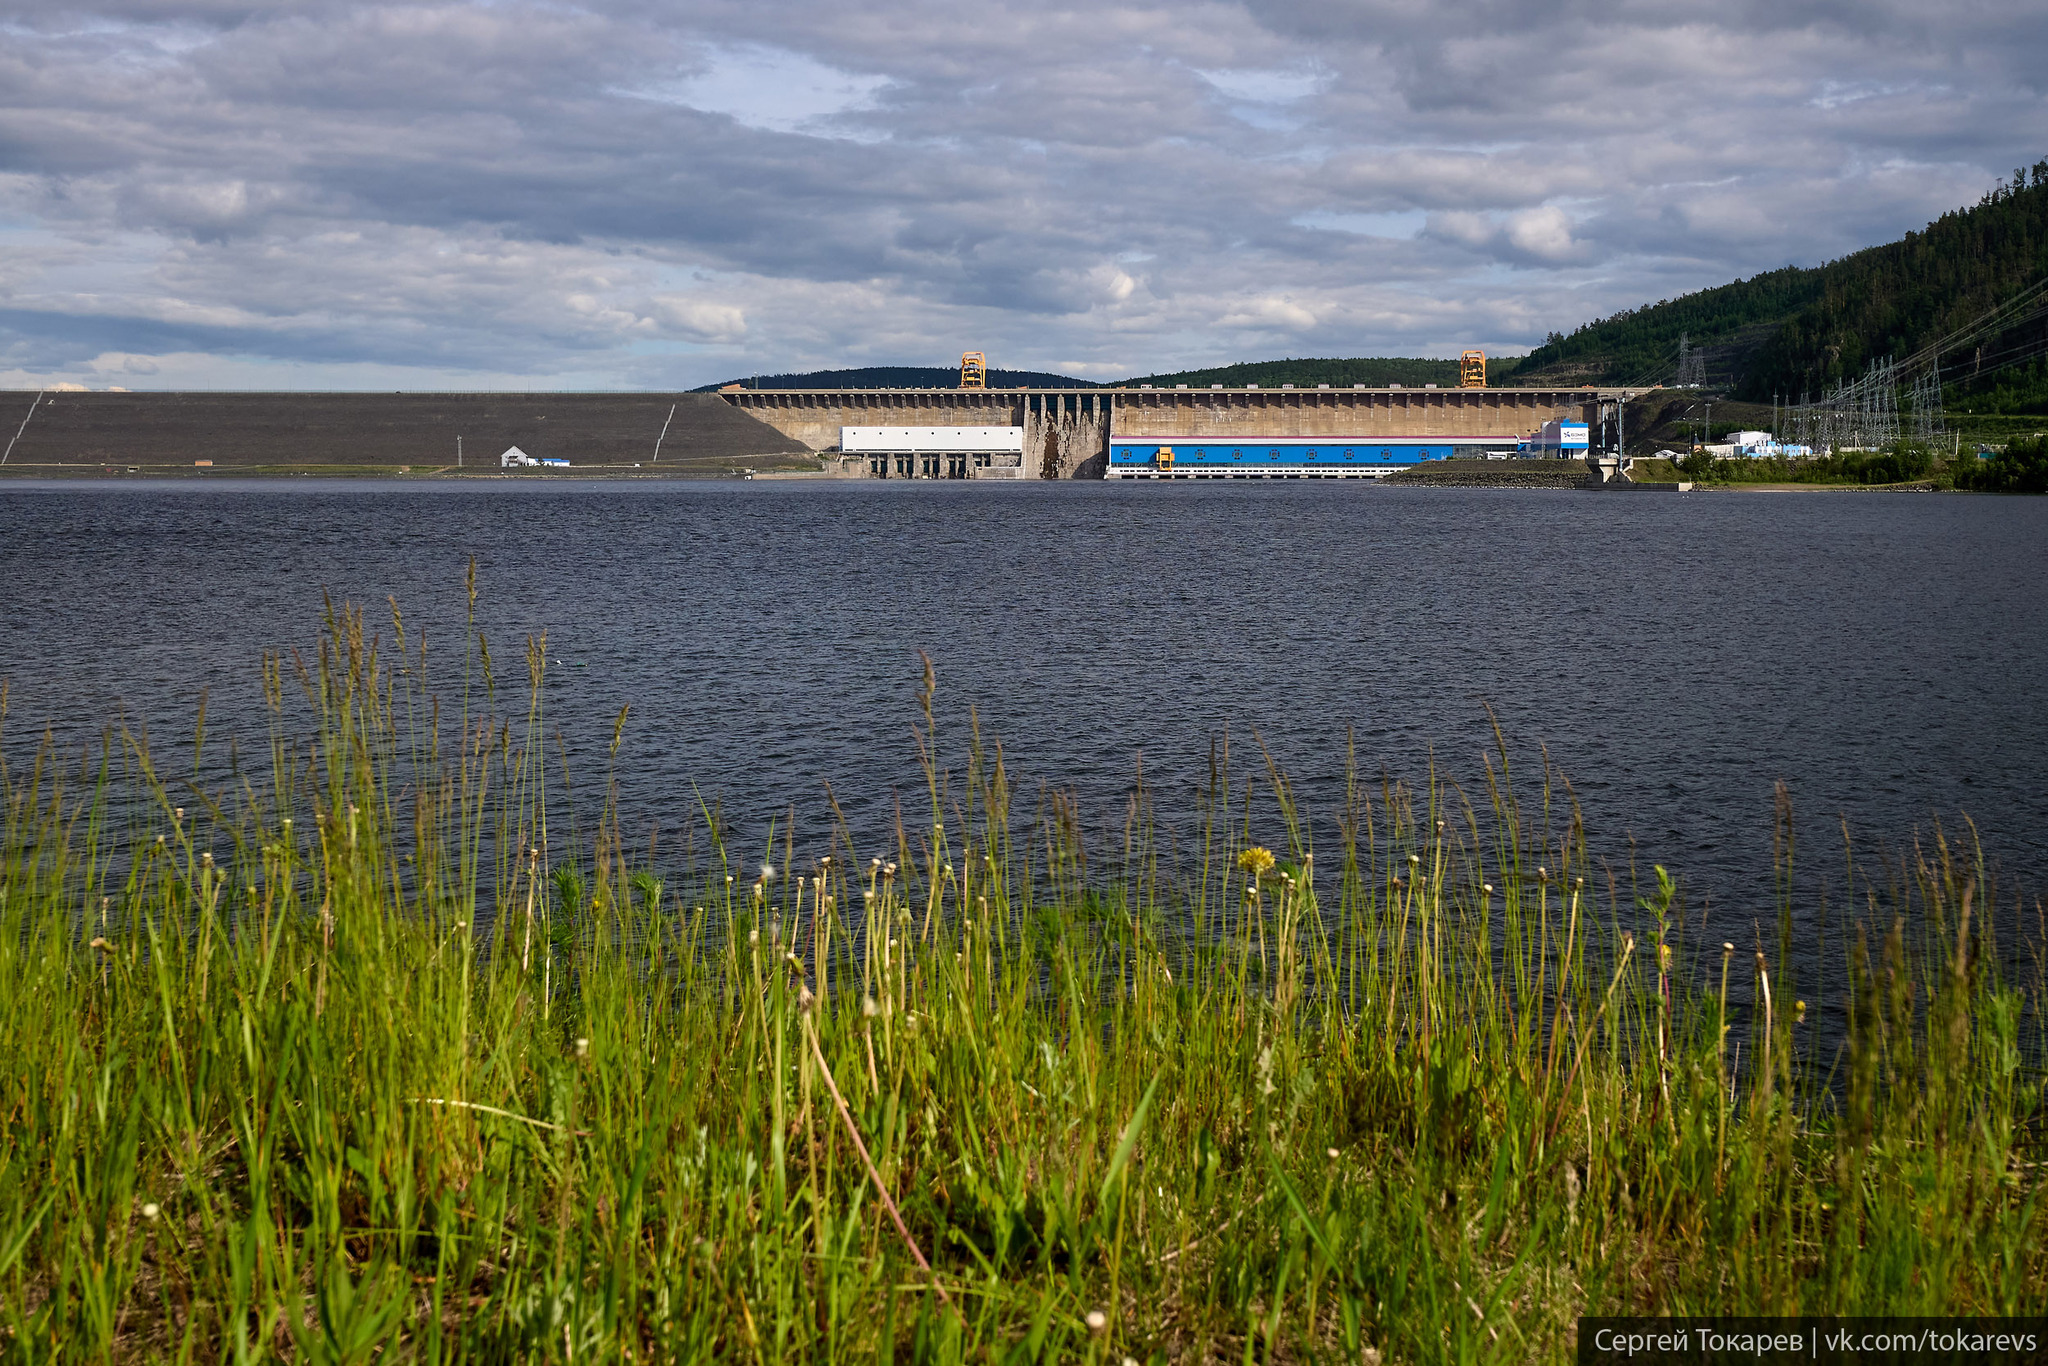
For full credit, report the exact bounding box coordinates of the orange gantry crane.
[1460,349,1487,388]
[959,351,988,389]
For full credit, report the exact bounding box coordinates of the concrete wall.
[1023,393,1109,478]
[724,390,1035,451]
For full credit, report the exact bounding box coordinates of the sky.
[0,1,2042,390]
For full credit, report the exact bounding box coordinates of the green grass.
[1,590,2042,1362]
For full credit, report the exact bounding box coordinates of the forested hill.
[1498,159,2048,402]
[1118,357,1462,388]
[693,365,1095,391]
[699,358,1464,393]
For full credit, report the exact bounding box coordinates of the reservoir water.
[3,478,2045,950]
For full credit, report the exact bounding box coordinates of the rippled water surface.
[4,478,2045,932]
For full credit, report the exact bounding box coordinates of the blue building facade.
[1107,441,1453,476]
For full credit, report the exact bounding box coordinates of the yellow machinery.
[959,351,987,389]
[1156,446,1174,469]
[1460,349,1486,388]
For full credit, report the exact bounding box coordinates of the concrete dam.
[721,385,1633,479]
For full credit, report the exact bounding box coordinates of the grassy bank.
[1,595,2042,1362]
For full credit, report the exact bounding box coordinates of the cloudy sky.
[0,1,2041,389]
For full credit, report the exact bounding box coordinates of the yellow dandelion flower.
[1237,846,1276,877]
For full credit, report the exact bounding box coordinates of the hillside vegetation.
[1499,160,2048,406]
[694,366,1097,391]
[698,359,1471,392]
[1117,356,1464,389]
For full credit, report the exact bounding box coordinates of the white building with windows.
[839,425,1028,479]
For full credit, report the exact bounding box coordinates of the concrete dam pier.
[723,388,1112,478]
[721,385,1631,479]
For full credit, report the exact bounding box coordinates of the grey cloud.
[0,0,2041,389]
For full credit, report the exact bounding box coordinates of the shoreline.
[1703,479,1941,492]
[0,461,802,481]
[0,463,1977,492]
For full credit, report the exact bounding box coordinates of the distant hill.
[1496,158,2048,407]
[695,357,1478,393]
[1116,357,1467,389]
[693,365,1097,392]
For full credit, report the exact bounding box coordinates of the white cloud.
[1504,205,1578,262]
[642,44,890,135]
[1089,265,1138,303]
[90,351,160,375]
[1423,210,1495,250]
[1197,66,1322,103]
[124,178,256,237]
[1293,209,1428,239]
[1422,205,1587,264]
[1219,295,1318,331]
[653,297,747,342]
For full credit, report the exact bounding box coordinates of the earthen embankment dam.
[0,391,810,474]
